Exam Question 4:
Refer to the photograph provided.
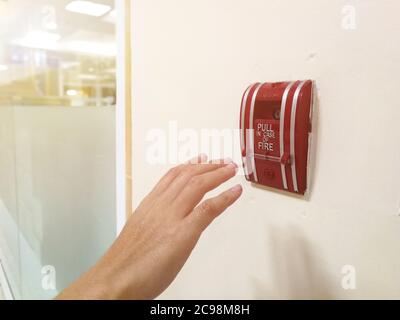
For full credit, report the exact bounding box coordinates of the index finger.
[171,162,239,217]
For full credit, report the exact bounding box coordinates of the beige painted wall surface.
[132,0,400,299]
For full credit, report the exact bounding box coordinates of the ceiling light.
[65,40,116,56]
[0,65,8,71]
[103,9,116,24]
[66,1,111,17]
[25,31,61,42]
[66,89,79,96]
[14,30,61,50]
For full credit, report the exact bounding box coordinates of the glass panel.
[0,106,21,299]
[0,0,117,299]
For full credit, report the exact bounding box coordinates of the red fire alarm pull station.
[240,80,314,195]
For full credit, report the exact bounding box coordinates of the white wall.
[132,0,400,299]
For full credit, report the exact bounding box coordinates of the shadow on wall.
[251,225,335,300]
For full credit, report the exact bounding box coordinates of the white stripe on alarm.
[279,82,295,190]
[249,83,264,183]
[290,80,307,192]
[241,84,257,179]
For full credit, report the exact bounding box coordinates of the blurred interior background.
[0,0,118,299]
[0,0,116,107]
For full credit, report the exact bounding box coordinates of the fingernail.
[227,162,239,171]
[226,162,238,169]
[230,184,243,193]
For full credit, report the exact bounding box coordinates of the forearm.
[56,264,117,300]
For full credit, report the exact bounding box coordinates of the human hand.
[57,155,243,300]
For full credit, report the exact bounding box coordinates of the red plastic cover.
[240,81,314,195]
